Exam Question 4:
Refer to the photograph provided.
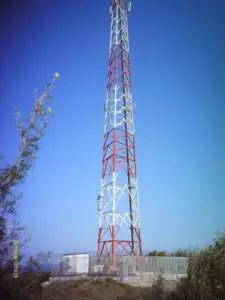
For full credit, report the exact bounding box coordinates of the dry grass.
[42,278,149,300]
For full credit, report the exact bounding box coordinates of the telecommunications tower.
[97,0,142,265]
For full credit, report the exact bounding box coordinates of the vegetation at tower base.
[41,231,225,299]
[148,250,167,257]
[185,231,225,300]
[27,233,225,299]
[148,248,195,257]
[0,73,59,300]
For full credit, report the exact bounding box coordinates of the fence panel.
[50,255,188,278]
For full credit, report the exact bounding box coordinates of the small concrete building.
[62,253,89,275]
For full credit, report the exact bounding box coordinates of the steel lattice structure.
[97,0,142,266]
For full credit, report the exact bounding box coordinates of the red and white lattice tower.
[97,0,142,265]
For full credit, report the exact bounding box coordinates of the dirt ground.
[42,278,163,300]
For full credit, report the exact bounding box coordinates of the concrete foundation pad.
[49,272,187,288]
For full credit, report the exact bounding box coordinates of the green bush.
[186,231,225,300]
[148,232,225,300]
[148,250,167,257]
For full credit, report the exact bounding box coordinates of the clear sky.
[0,0,225,257]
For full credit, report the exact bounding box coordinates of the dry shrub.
[117,296,140,300]
[77,286,92,298]
[92,278,103,284]
[105,277,114,283]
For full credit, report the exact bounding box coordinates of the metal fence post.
[120,261,124,283]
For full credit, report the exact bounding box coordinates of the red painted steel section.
[98,0,142,264]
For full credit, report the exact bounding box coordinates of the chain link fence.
[50,255,188,278]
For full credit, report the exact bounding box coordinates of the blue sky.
[0,0,225,257]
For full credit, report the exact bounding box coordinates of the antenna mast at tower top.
[97,0,142,266]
